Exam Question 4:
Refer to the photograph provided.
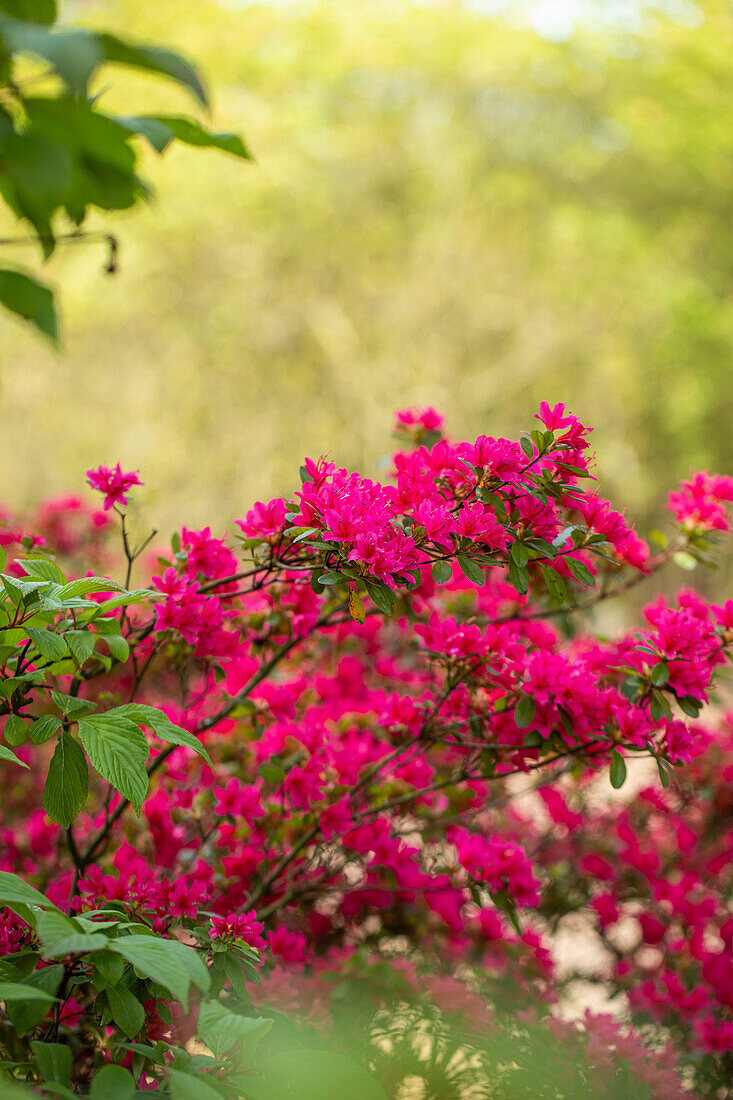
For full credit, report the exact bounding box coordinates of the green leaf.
[0,743,27,770]
[113,703,211,764]
[2,22,102,94]
[112,936,191,1006]
[106,984,145,1039]
[30,1040,71,1085]
[317,571,342,586]
[31,714,62,745]
[564,557,596,587]
[252,1050,388,1100]
[197,1001,272,1061]
[259,761,284,784]
[657,759,670,789]
[431,560,452,584]
[36,910,108,957]
[93,950,125,987]
[514,695,536,729]
[16,558,65,584]
[678,695,701,718]
[0,1,57,23]
[89,1066,136,1100]
[0,871,58,912]
[456,555,484,585]
[609,750,627,790]
[673,550,697,571]
[78,713,149,814]
[520,436,534,460]
[43,731,89,828]
[167,1069,223,1100]
[121,114,251,159]
[507,557,529,595]
[649,688,672,723]
[5,964,63,1035]
[0,267,57,343]
[65,630,95,667]
[104,633,130,663]
[510,541,530,568]
[25,627,69,663]
[98,33,208,106]
[3,713,27,746]
[650,662,669,687]
[540,563,567,604]
[363,576,395,615]
[0,981,57,1002]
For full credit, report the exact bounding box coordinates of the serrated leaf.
[30,715,62,745]
[4,713,27,746]
[112,703,211,764]
[65,630,95,667]
[25,627,68,663]
[78,714,148,814]
[43,731,88,827]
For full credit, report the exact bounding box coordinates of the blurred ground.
[3,0,732,591]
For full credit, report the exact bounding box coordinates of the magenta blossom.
[86,463,143,510]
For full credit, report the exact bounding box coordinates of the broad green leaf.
[104,633,130,663]
[5,964,63,1035]
[114,703,211,764]
[514,695,536,729]
[540,563,567,604]
[167,1069,222,1100]
[510,541,530,568]
[1,21,101,94]
[0,267,57,343]
[30,1040,71,1085]
[609,750,627,790]
[89,1066,136,1100]
[110,937,190,1007]
[650,662,670,687]
[78,713,149,814]
[0,742,28,769]
[30,714,62,745]
[106,984,145,1039]
[0,981,57,1002]
[197,1001,272,1062]
[43,731,88,827]
[0,870,58,911]
[93,950,125,987]
[98,33,208,106]
[4,713,27,746]
[431,560,452,584]
[16,558,65,584]
[25,627,69,663]
[36,910,108,957]
[65,629,95,667]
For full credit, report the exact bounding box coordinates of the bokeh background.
[3,0,732,554]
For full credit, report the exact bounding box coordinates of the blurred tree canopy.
[1,0,731,561]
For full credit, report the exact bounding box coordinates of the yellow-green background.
[3,0,732,549]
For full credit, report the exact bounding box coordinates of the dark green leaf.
[507,557,529,595]
[650,662,669,687]
[510,541,529,568]
[258,762,284,784]
[678,695,701,718]
[4,713,27,746]
[43,731,88,828]
[456,555,484,585]
[514,695,536,729]
[609,750,627,790]
[89,1066,136,1100]
[122,114,251,159]
[26,627,68,663]
[5,963,62,1035]
[564,556,596,587]
[431,560,452,584]
[0,1,57,23]
[106,984,145,1039]
[0,981,56,1002]
[363,576,395,615]
[197,1000,272,1060]
[0,267,57,343]
[2,22,101,93]
[30,1040,71,1085]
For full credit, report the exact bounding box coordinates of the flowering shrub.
[0,404,731,1097]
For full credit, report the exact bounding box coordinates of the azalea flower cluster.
[1,405,732,1098]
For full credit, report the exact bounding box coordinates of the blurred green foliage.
[1,0,731,550]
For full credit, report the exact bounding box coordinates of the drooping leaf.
[43,731,89,827]
[114,703,211,764]
[2,21,102,94]
[0,267,57,343]
[30,1040,72,1085]
[77,713,149,814]
[5,964,63,1035]
[98,33,208,107]
[106,984,145,1039]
